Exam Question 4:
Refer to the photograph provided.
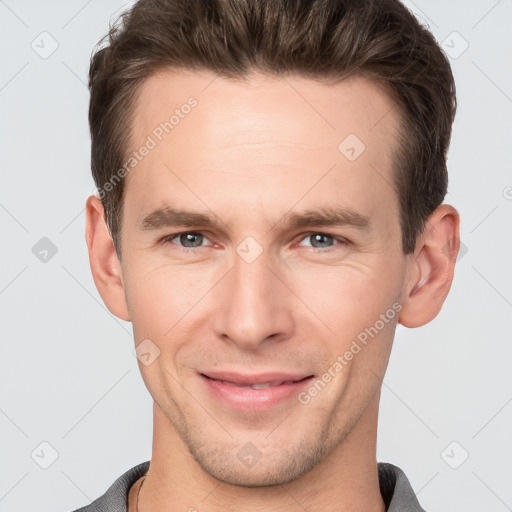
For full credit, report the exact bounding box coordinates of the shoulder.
[69,460,150,512]
[378,462,427,512]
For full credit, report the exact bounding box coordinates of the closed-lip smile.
[199,371,315,411]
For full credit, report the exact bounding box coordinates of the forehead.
[131,68,400,149]
[125,69,401,227]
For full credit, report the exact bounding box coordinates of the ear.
[85,194,130,321]
[398,204,460,328]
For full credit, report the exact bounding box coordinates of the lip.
[200,371,315,412]
[201,371,312,386]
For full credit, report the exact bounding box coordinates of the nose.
[212,247,295,350]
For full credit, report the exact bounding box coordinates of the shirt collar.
[72,460,426,512]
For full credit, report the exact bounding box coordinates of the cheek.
[293,259,402,335]
[123,258,219,339]
[123,239,405,345]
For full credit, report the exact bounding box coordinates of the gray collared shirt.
[70,460,426,511]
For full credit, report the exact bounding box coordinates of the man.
[73,0,460,510]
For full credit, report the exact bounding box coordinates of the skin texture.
[85,69,460,512]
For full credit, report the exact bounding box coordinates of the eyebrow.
[139,205,371,232]
[280,206,371,231]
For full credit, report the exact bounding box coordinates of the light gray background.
[1,1,511,511]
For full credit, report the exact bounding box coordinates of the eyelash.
[159,231,349,253]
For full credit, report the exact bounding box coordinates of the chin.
[185,435,333,488]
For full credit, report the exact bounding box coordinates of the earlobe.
[85,195,130,321]
[398,204,460,328]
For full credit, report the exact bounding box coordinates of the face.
[114,70,411,485]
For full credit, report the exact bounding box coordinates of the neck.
[138,394,385,512]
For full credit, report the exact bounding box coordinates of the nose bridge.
[212,245,294,348]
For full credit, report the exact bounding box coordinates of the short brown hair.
[88,0,456,256]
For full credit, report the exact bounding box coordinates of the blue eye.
[297,233,347,250]
[160,231,348,252]
[164,232,209,248]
